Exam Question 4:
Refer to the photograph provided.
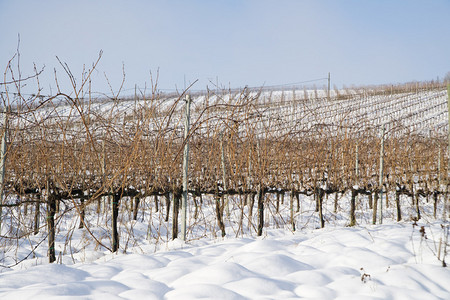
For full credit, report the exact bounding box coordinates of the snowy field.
[1,86,449,299]
[1,214,449,299]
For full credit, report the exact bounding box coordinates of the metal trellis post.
[378,124,385,224]
[181,94,191,241]
[0,107,8,234]
[445,84,450,221]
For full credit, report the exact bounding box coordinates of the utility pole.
[181,94,191,241]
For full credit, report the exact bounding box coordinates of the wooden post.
[215,194,226,237]
[372,192,378,225]
[220,133,229,217]
[0,107,8,234]
[439,145,442,190]
[317,189,325,228]
[164,193,170,222]
[350,188,357,226]
[79,197,85,229]
[34,193,41,235]
[181,95,191,241]
[111,192,120,252]
[290,190,295,231]
[153,195,158,213]
[443,225,449,267]
[193,194,199,219]
[396,191,402,222]
[334,192,339,213]
[257,188,264,236]
[248,193,255,228]
[378,124,385,224]
[46,180,56,263]
[133,196,140,220]
[172,190,180,239]
[237,194,244,235]
[355,144,359,181]
[276,192,280,214]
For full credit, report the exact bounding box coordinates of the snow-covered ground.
[29,87,449,139]
[1,220,449,299]
[1,87,449,299]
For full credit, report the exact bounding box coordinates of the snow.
[1,222,450,299]
[1,87,450,298]
[28,88,449,140]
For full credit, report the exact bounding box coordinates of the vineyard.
[1,61,450,267]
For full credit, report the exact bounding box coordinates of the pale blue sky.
[0,0,449,96]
